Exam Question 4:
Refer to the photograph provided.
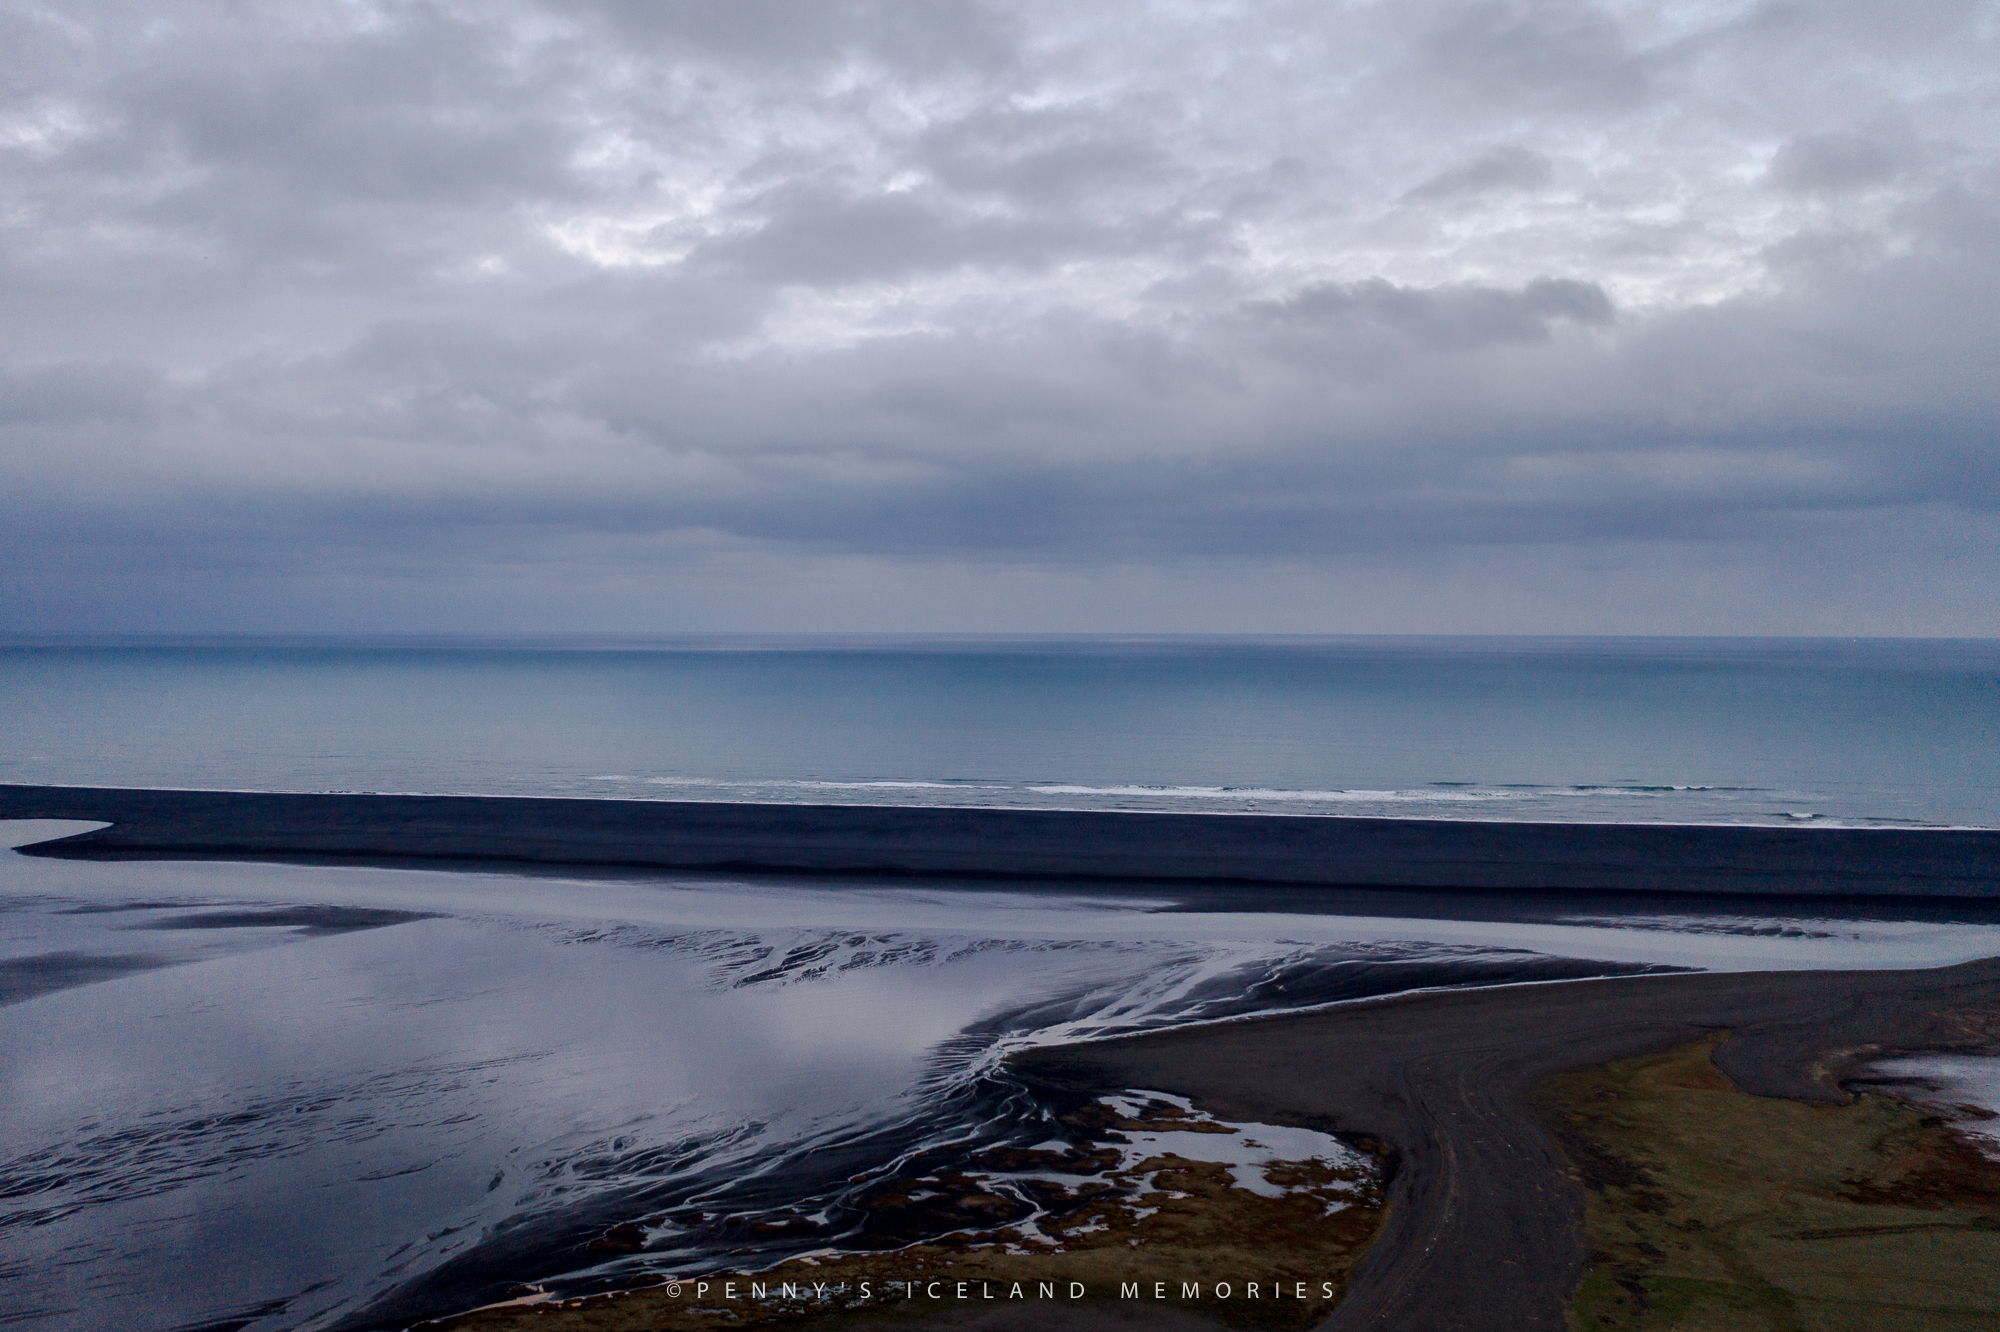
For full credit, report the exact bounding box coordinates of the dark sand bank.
[1016,958,2000,1331]
[5,785,1999,895]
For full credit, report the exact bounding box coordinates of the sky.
[1,0,1995,635]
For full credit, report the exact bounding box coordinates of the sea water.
[3,635,1998,826]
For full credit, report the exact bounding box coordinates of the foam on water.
[577,775,1892,825]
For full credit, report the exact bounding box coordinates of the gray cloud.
[0,0,1996,633]
[1404,147,1556,201]
[689,182,1183,285]
[1252,276,1614,351]
[1417,1,1653,113]
[1766,126,1919,194]
[574,0,1018,72]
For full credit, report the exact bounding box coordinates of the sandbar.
[4,785,1998,896]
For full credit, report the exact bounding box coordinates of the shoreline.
[1008,958,2000,1331]
[5,784,1998,896]
[393,960,2000,1332]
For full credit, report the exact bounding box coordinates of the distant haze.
[2,1,1995,633]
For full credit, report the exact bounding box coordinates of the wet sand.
[5,784,1999,895]
[1016,958,2000,1331]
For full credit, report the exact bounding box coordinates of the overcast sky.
[2,0,1995,634]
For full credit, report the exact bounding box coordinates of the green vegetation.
[1544,1036,2000,1331]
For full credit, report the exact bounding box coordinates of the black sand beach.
[4,785,1998,896]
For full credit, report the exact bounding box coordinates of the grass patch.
[1543,1035,2000,1332]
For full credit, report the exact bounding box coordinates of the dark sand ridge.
[4,786,1999,895]
[1014,957,2000,1331]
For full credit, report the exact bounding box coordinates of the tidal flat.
[412,965,2000,1332]
[6,809,2000,1331]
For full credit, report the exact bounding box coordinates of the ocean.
[4,636,1999,1330]
[4,636,1998,826]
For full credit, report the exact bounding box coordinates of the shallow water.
[4,821,1999,1331]
[1865,1055,2000,1158]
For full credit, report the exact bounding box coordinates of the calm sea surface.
[4,636,1999,826]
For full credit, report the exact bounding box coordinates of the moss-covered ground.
[1542,1036,2000,1332]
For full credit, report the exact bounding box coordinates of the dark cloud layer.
[1,0,1995,633]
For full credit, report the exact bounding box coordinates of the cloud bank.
[2,0,1995,632]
